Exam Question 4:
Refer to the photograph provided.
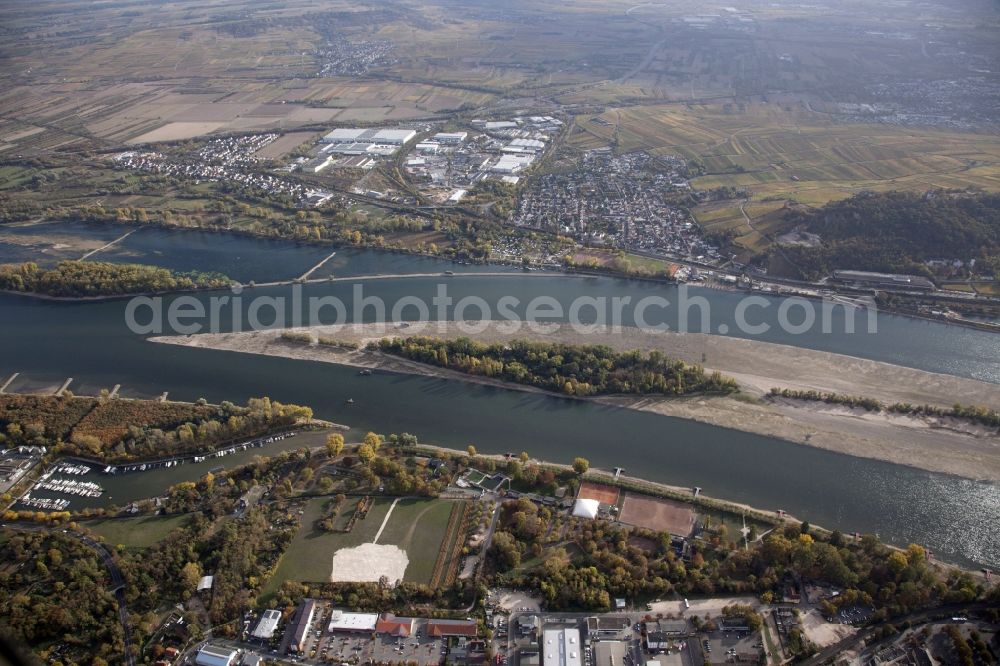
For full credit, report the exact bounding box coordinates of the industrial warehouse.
[319,128,417,155]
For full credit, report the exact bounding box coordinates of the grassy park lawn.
[84,514,190,549]
[376,498,457,584]
[262,497,393,596]
[262,496,461,597]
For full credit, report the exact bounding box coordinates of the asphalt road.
[3,524,136,666]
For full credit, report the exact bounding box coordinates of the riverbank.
[151,321,1000,481]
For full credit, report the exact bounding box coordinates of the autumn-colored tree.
[358,443,376,465]
[326,433,345,458]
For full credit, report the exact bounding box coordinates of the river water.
[1,224,998,569]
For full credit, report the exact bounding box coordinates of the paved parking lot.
[313,631,445,665]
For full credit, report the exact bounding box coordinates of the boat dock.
[80,228,139,260]
[0,372,18,394]
[54,378,73,396]
[101,431,298,475]
[298,250,337,281]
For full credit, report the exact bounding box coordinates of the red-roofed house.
[377,614,416,637]
[426,619,478,638]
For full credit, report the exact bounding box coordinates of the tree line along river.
[1,223,998,570]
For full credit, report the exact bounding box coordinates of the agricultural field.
[572,104,1000,201]
[570,103,1000,256]
[264,496,469,596]
[83,514,191,550]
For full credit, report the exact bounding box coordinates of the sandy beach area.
[150,321,1000,481]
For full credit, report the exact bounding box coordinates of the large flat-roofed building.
[585,616,630,637]
[321,128,417,145]
[520,649,541,666]
[252,609,282,640]
[322,142,399,156]
[302,155,334,173]
[832,270,935,291]
[644,620,689,649]
[195,644,238,666]
[327,610,379,633]
[491,154,534,174]
[593,641,627,666]
[434,132,468,143]
[543,628,582,666]
[503,138,545,153]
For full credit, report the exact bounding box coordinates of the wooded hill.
[777,191,1000,280]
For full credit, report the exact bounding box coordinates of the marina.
[35,477,104,498]
[100,431,298,474]
[19,495,71,511]
[1,229,998,569]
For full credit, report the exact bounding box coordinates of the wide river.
[1,224,998,569]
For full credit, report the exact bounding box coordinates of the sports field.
[576,481,621,505]
[618,493,696,537]
[263,496,465,596]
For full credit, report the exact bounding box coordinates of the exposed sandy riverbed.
[150,321,1000,481]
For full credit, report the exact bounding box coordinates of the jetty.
[0,372,18,394]
[100,431,298,475]
[80,228,139,260]
[298,250,338,281]
[54,378,73,396]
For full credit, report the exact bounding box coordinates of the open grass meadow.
[262,497,393,595]
[262,496,463,597]
[375,498,460,585]
[84,514,191,549]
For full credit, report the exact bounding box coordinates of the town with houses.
[513,151,719,262]
[108,113,730,273]
[314,34,396,77]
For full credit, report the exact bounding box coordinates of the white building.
[322,142,399,156]
[572,498,599,519]
[252,609,282,640]
[434,132,468,143]
[415,141,441,153]
[328,611,379,633]
[503,138,545,153]
[485,121,518,131]
[302,155,334,173]
[321,128,417,145]
[543,628,582,666]
[491,154,534,174]
[447,189,467,203]
[195,644,238,666]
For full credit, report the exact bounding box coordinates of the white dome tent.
[572,498,600,519]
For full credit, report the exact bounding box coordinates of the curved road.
[3,525,136,666]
